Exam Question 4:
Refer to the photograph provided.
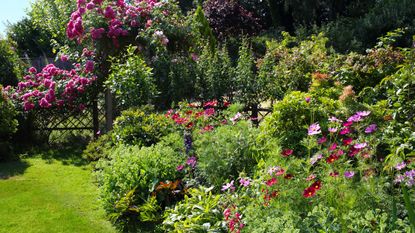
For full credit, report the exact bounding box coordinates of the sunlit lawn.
[0,151,116,233]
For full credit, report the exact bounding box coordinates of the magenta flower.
[328,143,337,151]
[39,98,51,108]
[365,124,377,134]
[60,54,69,62]
[204,108,215,117]
[239,178,250,187]
[186,156,197,168]
[354,142,367,149]
[221,180,235,192]
[305,96,311,103]
[176,164,185,172]
[339,127,351,135]
[308,123,321,136]
[318,136,327,144]
[28,67,37,74]
[344,171,355,178]
[347,114,362,122]
[85,60,94,73]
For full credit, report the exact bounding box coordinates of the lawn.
[0,150,116,233]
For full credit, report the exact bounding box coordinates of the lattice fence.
[31,102,106,144]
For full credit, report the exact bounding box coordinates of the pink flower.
[356,111,371,117]
[328,127,338,133]
[186,156,197,168]
[104,6,116,19]
[221,180,235,192]
[318,136,327,144]
[395,162,406,171]
[329,116,342,123]
[328,143,337,151]
[230,112,242,123]
[265,178,277,187]
[85,60,94,73]
[39,98,51,108]
[339,127,351,135]
[23,101,35,111]
[86,2,95,10]
[354,142,367,149]
[239,178,250,187]
[308,123,321,135]
[343,138,353,145]
[91,27,105,40]
[60,54,69,62]
[305,96,311,103]
[28,67,37,74]
[281,149,293,157]
[204,108,215,116]
[310,154,323,165]
[306,174,316,181]
[176,164,184,171]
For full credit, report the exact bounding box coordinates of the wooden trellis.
[31,101,106,144]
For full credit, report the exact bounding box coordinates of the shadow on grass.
[37,147,89,167]
[0,160,31,180]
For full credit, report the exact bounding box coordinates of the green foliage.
[195,121,261,189]
[112,106,177,146]
[0,39,22,86]
[107,46,157,110]
[163,186,226,232]
[196,44,234,102]
[82,133,115,162]
[234,39,264,106]
[0,86,18,161]
[97,139,187,231]
[258,33,333,100]
[261,91,339,152]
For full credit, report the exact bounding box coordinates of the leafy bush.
[97,135,187,231]
[82,133,115,162]
[107,46,157,110]
[112,106,177,146]
[194,121,261,189]
[0,86,18,161]
[163,186,226,232]
[261,91,339,153]
[0,39,21,87]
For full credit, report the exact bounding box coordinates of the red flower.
[303,186,316,198]
[326,154,339,164]
[265,178,277,187]
[343,121,353,127]
[329,171,339,177]
[343,138,353,145]
[281,149,293,157]
[202,125,214,132]
[311,180,322,191]
[185,122,194,129]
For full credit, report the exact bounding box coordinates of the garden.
[1,0,415,232]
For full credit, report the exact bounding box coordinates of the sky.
[0,1,33,37]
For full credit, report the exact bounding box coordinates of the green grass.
[0,151,116,233]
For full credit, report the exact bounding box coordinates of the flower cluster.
[394,161,415,187]
[10,62,96,111]
[223,206,244,233]
[67,0,163,46]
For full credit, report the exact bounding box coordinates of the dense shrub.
[261,91,339,153]
[107,46,157,110]
[112,106,177,146]
[97,134,187,231]
[0,39,21,87]
[82,132,115,162]
[0,86,18,161]
[194,121,262,189]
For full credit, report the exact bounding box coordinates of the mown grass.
[0,150,116,233]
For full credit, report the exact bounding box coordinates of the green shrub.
[97,135,187,231]
[261,91,339,153]
[0,40,22,87]
[82,133,115,162]
[112,106,177,146]
[0,86,18,161]
[163,186,226,232]
[107,46,157,110]
[194,121,262,189]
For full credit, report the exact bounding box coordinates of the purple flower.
[305,97,311,103]
[328,127,338,133]
[230,112,242,123]
[406,179,415,187]
[308,123,321,136]
[354,142,367,149]
[239,178,250,187]
[395,162,406,171]
[186,156,197,168]
[344,171,355,178]
[221,180,235,192]
[347,114,362,122]
[176,164,184,171]
[268,166,281,176]
[365,124,377,134]
[405,170,415,178]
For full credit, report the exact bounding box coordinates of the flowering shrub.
[0,86,19,161]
